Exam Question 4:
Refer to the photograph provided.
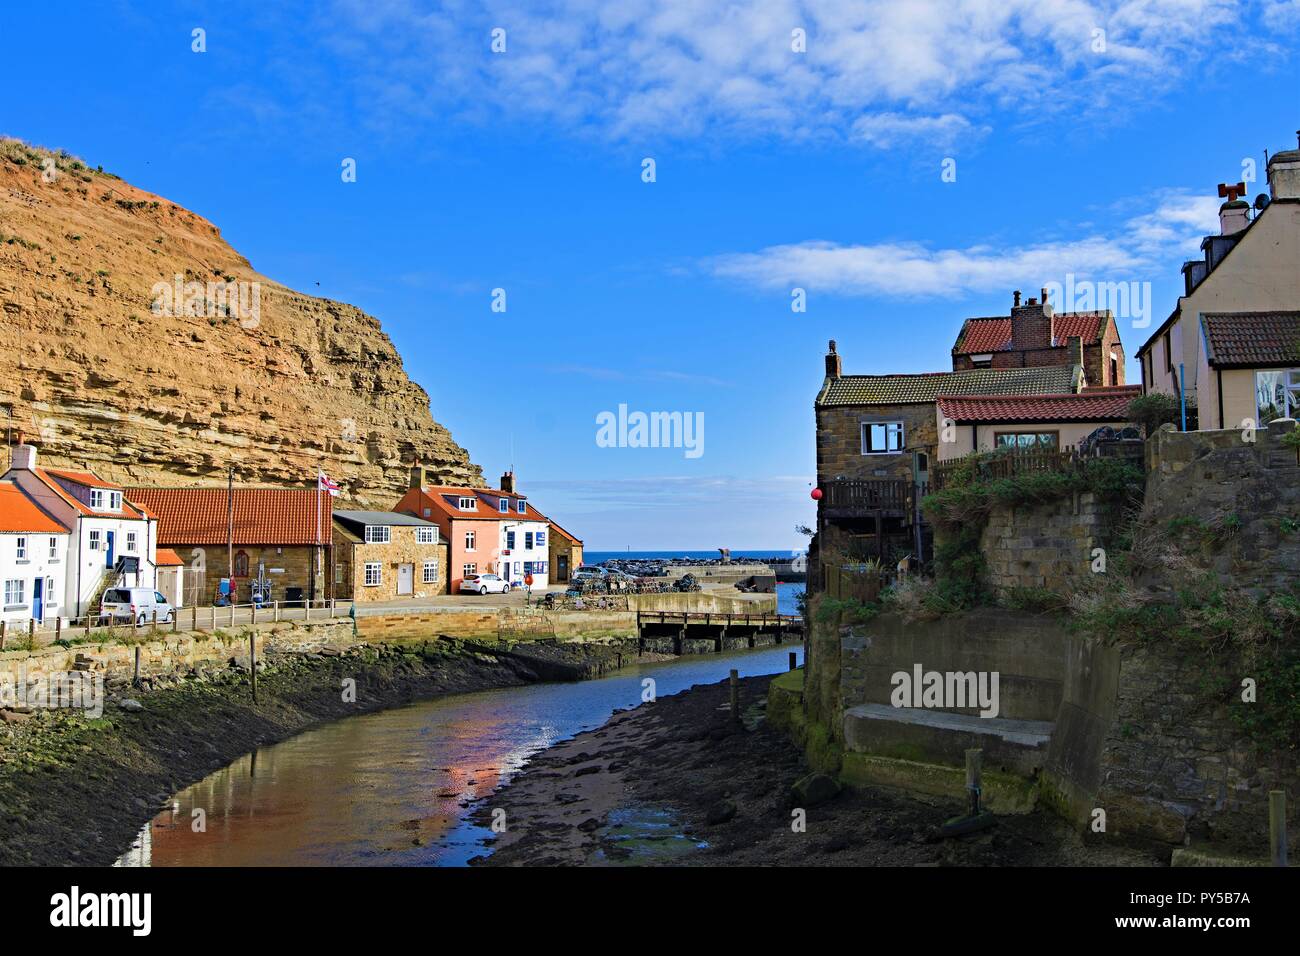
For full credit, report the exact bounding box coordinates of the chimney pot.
[825,342,842,379]
[500,471,515,494]
[1013,290,1021,308]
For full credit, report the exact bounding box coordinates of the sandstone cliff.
[0,139,482,506]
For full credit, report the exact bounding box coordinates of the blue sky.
[3,1,1298,550]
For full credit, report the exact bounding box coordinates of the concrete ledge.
[844,703,1053,776]
[840,752,1038,814]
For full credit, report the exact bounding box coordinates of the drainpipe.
[1178,363,1187,431]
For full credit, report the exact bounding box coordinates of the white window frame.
[89,530,101,551]
[110,491,122,511]
[458,496,477,511]
[49,537,59,560]
[517,500,526,514]
[364,525,391,544]
[363,562,382,587]
[422,560,438,584]
[462,563,477,577]
[15,537,27,561]
[1255,369,1300,422]
[416,527,437,545]
[465,530,476,551]
[499,498,509,513]
[861,421,906,455]
[4,578,25,607]
[126,531,137,553]
[90,489,105,510]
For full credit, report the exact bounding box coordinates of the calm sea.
[585,550,805,616]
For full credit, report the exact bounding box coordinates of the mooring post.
[84,614,90,637]
[249,632,258,704]
[191,605,197,632]
[211,606,217,630]
[274,601,280,623]
[1,619,7,650]
[729,668,739,723]
[965,748,983,816]
[151,609,158,634]
[172,610,179,633]
[789,651,797,671]
[251,602,257,626]
[55,617,62,643]
[1270,790,1288,867]
[229,603,235,628]
[133,645,141,688]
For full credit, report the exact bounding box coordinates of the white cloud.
[851,113,987,150]
[314,0,1291,144]
[705,188,1222,297]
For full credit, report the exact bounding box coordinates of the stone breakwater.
[0,629,641,867]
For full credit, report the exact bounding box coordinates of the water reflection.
[118,641,803,867]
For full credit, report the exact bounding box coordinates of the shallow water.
[116,641,803,867]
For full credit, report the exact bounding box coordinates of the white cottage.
[0,480,71,627]
[4,444,158,619]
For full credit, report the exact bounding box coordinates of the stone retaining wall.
[979,492,1113,595]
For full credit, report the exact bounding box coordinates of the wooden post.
[274,601,280,623]
[1270,790,1288,867]
[729,668,739,723]
[789,651,797,671]
[249,633,257,703]
[191,605,197,632]
[229,603,235,628]
[331,597,337,616]
[55,617,62,643]
[0,619,6,650]
[251,602,256,626]
[172,610,179,633]
[151,609,158,634]
[85,614,90,637]
[30,618,37,644]
[211,606,216,630]
[133,645,141,688]
[965,748,983,816]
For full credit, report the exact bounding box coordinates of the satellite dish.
[1255,193,1271,212]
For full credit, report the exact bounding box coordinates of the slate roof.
[816,364,1080,407]
[333,510,438,528]
[1200,312,1300,368]
[128,487,334,546]
[936,386,1140,423]
[953,312,1109,355]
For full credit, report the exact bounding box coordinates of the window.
[1109,353,1119,386]
[969,353,993,368]
[1163,333,1172,372]
[4,579,25,607]
[462,563,477,577]
[506,530,515,550]
[537,530,547,547]
[517,500,526,514]
[335,564,345,585]
[422,507,432,517]
[416,527,437,544]
[523,561,533,574]
[111,492,122,510]
[861,421,905,455]
[1256,369,1300,423]
[49,537,58,560]
[89,530,101,551]
[364,562,382,587]
[15,537,27,560]
[465,530,476,551]
[234,551,250,576]
[995,431,1059,449]
[90,489,104,510]
[499,498,509,513]
[364,525,391,544]
[524,532,534,549]
[458,496,477,511]
[422,560,438,584]
[126,532,137,553]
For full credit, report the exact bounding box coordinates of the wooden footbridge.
[636,610,804,654]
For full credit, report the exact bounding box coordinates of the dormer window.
[969,353,993,369]
[90,489,122,511]
[499,498,509,513]
[517,500,526,514]
[364,525,391,544]
[458,496,477,511]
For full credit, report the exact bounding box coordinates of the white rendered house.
[0,480,71,627]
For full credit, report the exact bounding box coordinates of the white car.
[101,587,175,626]
[459,573,510,595]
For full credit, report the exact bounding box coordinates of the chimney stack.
[1013,290,1021,308]
[1266,131,1300,201]
[10,431,36,471]
[408,459,428,490]
[1010,290,1053,350]
[825,340,842,379]
[500,471,515,494]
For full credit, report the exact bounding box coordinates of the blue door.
[32,578,43,622]
[105,531,115,569]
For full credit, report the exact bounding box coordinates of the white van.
[100,588,175,626]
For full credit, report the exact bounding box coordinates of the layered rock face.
[0,140,481,506]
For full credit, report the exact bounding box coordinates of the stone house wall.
[979,492,1113,595]
[334,526,449,602]
[816,401,934,483]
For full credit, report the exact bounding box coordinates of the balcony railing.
[820,478,917,517]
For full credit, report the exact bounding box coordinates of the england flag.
[317,471,341,496]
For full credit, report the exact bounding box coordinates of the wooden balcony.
[819,478,917,519]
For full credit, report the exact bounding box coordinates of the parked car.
[571,565,607,584]
[459,573,510,595]
[101,587,174,626]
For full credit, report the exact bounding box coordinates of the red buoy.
[810,487,823,500]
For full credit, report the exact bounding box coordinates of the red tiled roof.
[127,487,334,546]
[29,468,150,520]
[953,312,1108,355]
[154,547,185,567]
[0,482,68,533]
[936,387,1140,423]
[1201,312,1300,367]
[42,468,123,490]
[407,486,551,523]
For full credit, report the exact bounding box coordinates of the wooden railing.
[929,439,1143,492]
[821,565,890,602]
[821,478,914,515]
